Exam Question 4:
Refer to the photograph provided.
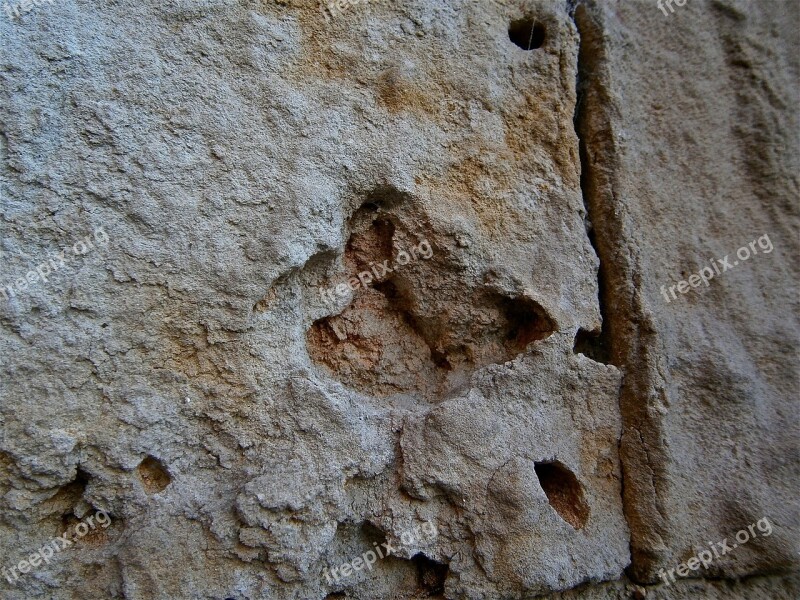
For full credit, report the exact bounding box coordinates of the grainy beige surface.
[0,0,797,598]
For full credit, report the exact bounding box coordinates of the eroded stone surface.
[574,0,800,585]
[0,0,797,598]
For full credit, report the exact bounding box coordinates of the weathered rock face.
[573,0,800,587]
[0,1,797,599]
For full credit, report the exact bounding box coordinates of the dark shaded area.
[412,553,449,596]
[500,295,556,351]
[534,461,590,529]
[509,17,546,50]
[573,327,610,364]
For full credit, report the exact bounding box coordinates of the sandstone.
[0,0,797,598]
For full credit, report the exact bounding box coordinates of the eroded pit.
[573,327,609,364]
[137,456,172,494]
[509,16,546,50]
[534,461,590,529]
[306,191,556,402]
[412,553,449,595]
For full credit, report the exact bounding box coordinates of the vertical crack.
[572,2,613,367]
[570,0,671,584]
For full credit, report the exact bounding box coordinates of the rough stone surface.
[573,0,800,585]
[0,0,797,599]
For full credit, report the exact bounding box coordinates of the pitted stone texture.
[0,0,797,598]
[539,572,800,600]
[398,334,627,598]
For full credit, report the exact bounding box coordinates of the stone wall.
[0,0,797,598]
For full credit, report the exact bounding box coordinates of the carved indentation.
[411,553,449,595]
[534,461,590,529]
[306,188,556,402]
[137,456,171,494]
[499,294,557,352]
[47,467,90,513]
[345,208,395,276]
[509,17,546,50]
[307,289,444,399]
[573,327,609,364]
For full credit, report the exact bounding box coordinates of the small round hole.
[509,17,546,50]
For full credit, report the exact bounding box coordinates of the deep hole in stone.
[534,461,590,529]
[500,296,556,351]
[411,553,448,595]
[56,468,91,526]
[70,467,91,495]
[430,348,452,370]
[360,521,388,546]
[509,17,546,50]
[137,456,172,494]
[573,327,609,364]
[374,279,401,300]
